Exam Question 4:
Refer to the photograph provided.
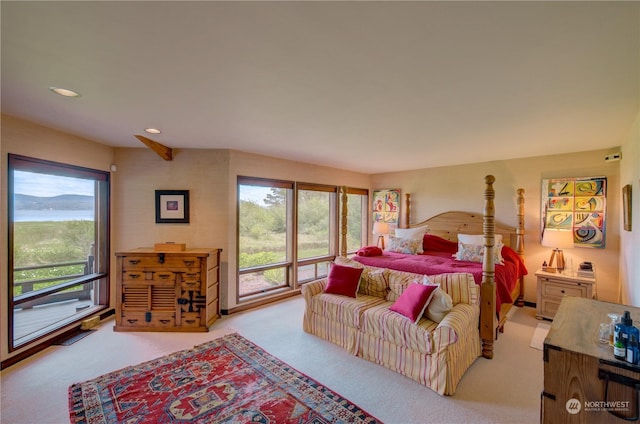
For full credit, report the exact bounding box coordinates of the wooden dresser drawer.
[121,255,202,270]
[543,280,587,298]
[120,311,176,328]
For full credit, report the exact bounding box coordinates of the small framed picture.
[155,190,190,223]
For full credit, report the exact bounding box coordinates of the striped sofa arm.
[432,303,480,349]
[301,279,327,333]
[301,279,327,303]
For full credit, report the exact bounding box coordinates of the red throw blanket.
[356,246,383,257]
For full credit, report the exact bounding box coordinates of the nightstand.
[535,269,596,320]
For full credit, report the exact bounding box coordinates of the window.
[237,177,368,302]
[8,154,110,351]
[296,184,337,284]
[237,178,293,297]
[341,187,369,255]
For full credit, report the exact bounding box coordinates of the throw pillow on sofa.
[422,276,453,322]
[324,263,363,298]
[389,282,438,324]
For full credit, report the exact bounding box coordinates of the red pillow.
[389,283,438,323]
[324,263,363,298]
[422,234,458,254]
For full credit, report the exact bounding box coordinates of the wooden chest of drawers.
[114,248,221,332]
[543,297,640,423]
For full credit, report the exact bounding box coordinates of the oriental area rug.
[69,333,380,424]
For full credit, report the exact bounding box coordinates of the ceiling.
[2,1,639,174]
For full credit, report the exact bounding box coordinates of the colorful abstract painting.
[372,189,400,231]
[541,176,607,248]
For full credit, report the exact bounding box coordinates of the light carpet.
[530,322,551,350]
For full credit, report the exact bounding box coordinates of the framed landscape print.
[541,176,607,248]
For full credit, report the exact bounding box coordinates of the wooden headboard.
[404,187,525,252]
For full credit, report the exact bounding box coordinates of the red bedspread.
[353,235,528,311]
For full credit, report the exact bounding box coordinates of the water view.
[14,209,94,222]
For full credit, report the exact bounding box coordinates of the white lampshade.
[541,229,574,249]
[372,222,389,235]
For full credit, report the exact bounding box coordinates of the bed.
[340,175,527,359]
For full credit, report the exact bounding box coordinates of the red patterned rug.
[69,333,380,423]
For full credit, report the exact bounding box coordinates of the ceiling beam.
[134,135,173,161]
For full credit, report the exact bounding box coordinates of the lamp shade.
[372,222,389,235]
[541,229,574,249]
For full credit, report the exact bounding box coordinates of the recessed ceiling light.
[145,128,161,134]
[49,86,80,97]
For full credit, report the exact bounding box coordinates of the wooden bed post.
[405,193,411,229]
[481,175,496,359]
[340,186,348,257]
[515,188,525,307]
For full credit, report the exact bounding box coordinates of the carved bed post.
[481,175,496,359]
[340,186,348,257]
[405,193,411,228]
[515,188,525,306]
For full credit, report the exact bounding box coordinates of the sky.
[13,171,94,197]
[239,185,272,205]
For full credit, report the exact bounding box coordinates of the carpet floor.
[1,297,544,424]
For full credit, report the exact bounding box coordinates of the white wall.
[620,113,640,305]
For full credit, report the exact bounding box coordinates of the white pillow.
[394,226,429,239]
[422,276,453,322]
[393,226,428,254]
[457,233,503,245]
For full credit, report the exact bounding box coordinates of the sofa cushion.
[310,293,386,328]
[386,269,426,302]
[428,273,479,305]
[324,263,363,298]
[389,283,438,324]
[334,256,390,298]
[361,302,439,355]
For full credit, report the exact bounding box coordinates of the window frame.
[7,154,110,352]
[237,177,369,303]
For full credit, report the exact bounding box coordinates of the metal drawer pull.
[127,319,138,324]
[128,259,141,265]
[185,320,196,324]
[598,369,640,421]
[184,260,196,266]
[157,274,171,279]
[159,320,171,324]
[128,274,140,279]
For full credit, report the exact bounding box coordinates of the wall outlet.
[605,152,622,162]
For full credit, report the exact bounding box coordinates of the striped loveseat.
[302,258,481,395]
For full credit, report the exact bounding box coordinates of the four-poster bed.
[339,175,527,358]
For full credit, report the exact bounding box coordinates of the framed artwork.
[372,189,400,232]
[541,176,607,248]
[155,190,190,223]
[623,184,632,231]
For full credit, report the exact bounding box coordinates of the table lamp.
[541,229,574,272]
[372,222,389,249]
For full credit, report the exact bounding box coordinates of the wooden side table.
[535,269,596,320]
